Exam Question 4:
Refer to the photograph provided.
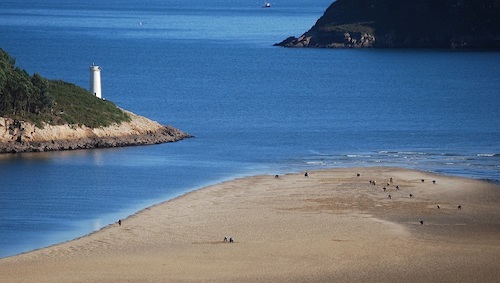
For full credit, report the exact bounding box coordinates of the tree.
[0,49,54,116]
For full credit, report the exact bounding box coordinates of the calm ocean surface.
[0,0,499,258]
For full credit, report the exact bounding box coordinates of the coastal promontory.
[275,0,500,49]
[0,49,190,153]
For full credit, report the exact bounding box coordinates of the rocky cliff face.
[0,111,190,153]
[275,0,500,49]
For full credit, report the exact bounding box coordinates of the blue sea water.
[0,0,499,258]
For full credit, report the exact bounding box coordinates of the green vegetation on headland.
[275,0,500,48]
[0,48,130,128]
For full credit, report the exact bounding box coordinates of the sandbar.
[1,167,499,282]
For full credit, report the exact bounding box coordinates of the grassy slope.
[47,80,130,128]
[8,80,131,129]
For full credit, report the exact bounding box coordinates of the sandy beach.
[1,167,499,282]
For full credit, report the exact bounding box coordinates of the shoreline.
[1,167,499,282]
[0,111,191,154]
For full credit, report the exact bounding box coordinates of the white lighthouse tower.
[89,64,102,99]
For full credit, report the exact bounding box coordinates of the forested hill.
[0,48,130,128]
[275,0,500,48]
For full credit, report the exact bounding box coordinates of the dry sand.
[1,167,499,282]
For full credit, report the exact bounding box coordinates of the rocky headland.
[0,111,190,154]
[275,0,500,49]
[0,48,190,154]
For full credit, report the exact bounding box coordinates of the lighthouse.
[89,64,102,99]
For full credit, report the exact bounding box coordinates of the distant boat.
[262,2,271,8]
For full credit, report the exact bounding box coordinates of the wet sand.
[1,167,499,282]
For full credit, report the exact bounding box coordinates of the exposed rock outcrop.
[275,0,500,49]
[278,32,376,48]
[0,111,190,154]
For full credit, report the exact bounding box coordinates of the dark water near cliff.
[0,0,499,258]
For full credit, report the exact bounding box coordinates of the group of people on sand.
[223,236,234,243]
[365,175,463,225]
